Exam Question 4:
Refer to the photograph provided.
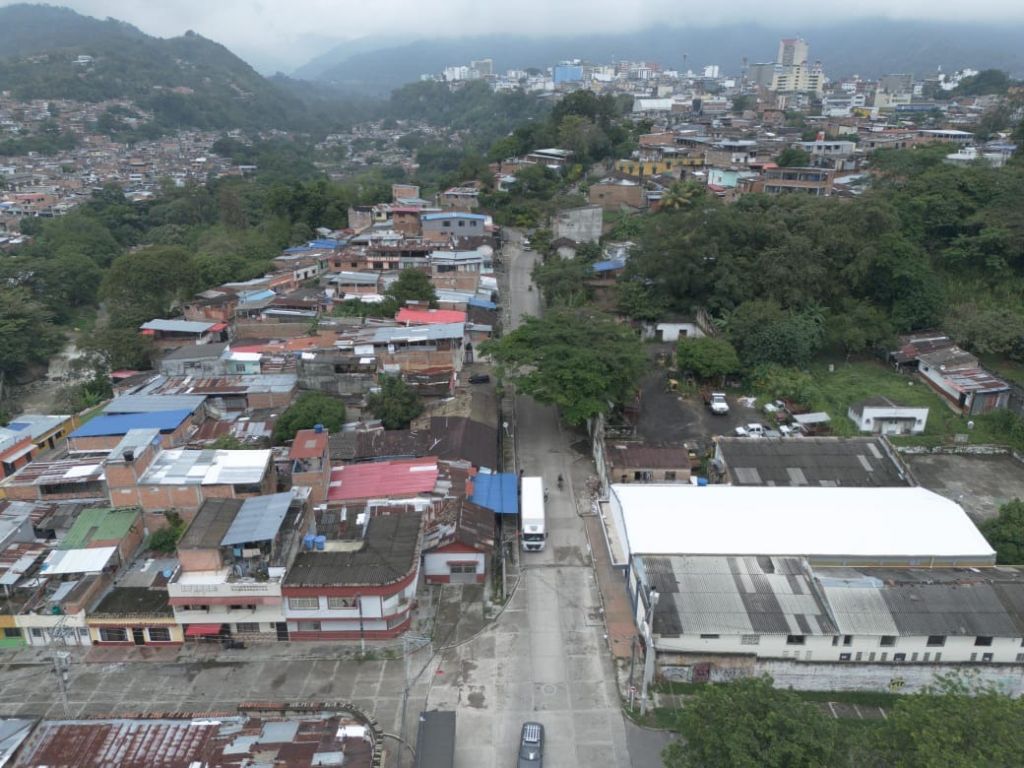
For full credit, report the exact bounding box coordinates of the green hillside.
[0,4,310,130]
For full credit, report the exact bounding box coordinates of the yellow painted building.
[615,158,702,177]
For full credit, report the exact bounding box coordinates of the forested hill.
[0,4,309,130]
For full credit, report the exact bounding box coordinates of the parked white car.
[735,423,767,438]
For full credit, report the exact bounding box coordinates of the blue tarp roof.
[308,239,341,248]
[592,259,626,273]
[471,472,519,515]
[467,297,497,310]
[70,409,192,438]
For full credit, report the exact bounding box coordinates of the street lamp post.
[639,588,659,716]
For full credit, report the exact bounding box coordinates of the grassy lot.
[751,358,1013,448]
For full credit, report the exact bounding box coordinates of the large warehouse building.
[604,484,1024,688]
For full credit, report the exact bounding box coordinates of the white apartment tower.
[777,37,809,66]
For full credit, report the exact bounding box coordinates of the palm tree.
[659,181,702,212]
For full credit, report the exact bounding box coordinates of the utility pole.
[639,589,659,716]
[398,634,432,768]
[47,614,71,718]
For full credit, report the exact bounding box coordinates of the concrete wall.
[660,656,1024,696]
[554,205,603,244]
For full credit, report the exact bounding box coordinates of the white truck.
[520,476,547,552]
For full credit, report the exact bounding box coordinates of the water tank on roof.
[696,477,709,487]
[303,535,316,551]
[314,423,324,433]
[314,535,326,551]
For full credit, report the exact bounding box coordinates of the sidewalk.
[584,513,636,662]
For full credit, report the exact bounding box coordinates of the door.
[449,564,478,584]
[132,628,146,645]
[693,663,712,684]
[275,622,289,642]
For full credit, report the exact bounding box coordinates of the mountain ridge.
[301,19,1024,90]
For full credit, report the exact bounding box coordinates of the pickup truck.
[708,392,729,415]
[735,423,767,438]
[701,387,730,415]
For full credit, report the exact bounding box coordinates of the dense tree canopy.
[676,337,741,381]
[980,499,1024,564]
[481,309,646,425]
[662,676,838,768]
[367,375,423,430]
[386,268,439,308]
[272,392,346,445]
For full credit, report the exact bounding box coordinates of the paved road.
[423,231,631,767]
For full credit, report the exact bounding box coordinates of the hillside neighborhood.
[1,10,1024,768]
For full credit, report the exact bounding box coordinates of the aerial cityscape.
[1,1,1024,766]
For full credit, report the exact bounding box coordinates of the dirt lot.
[905,453,1024,521]
[634,366,756,448]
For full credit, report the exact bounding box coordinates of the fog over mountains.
[296,20,1024,93]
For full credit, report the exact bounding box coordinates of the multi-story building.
[168,491,310,642]
[282,512,422,640]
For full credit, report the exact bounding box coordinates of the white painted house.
[847,397,929,435]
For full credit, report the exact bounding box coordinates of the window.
[3,628,21,639]
[327,597,357,610]
[975,636,993,647]
[236,623,260,633]
[855,652,863,661]
[288,597,319,610]
[911,652,918,662]
[839,653,851,661]
[99,627,128,642]
[982,653,994,663]
[147,627,171,643]
[664,472,677,481]
[699,634,720,640]
[934,653,941,662]
[831,636,839,647]
[970,652,977,662]
[843,635,853,646]
[740,635,760,645]
[31,628,43,638]
[880,652,888,662]
[449,565,476,574]
[78,628,89,638]
[458,220,465,227]
[786,635,805,646]
[922,652,930,662]
[1017,653,1024,663]
[868,652,876,662]
[296,621,321,632]
[880,636,896,647]
[926,636,946,647]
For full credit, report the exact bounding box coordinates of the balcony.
[167,567,285,600]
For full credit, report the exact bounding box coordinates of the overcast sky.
[3,0,1022,72]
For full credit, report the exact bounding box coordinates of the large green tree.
[367,374,423,430]
[482,309,645,425]
[272,392,346,445]
[871,673,1024,768]
[979,499,1024,564]
[101,245,198,329]
[386,268,439,308]
[676,336,741,381]
[662,676,838,768]
[0,287,63,403]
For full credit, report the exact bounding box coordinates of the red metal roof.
[328,458,438,502]
[396,308,467,325]
[290,429,328,460]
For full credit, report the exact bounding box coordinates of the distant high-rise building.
[703,65,720,79]
[747,62,776,88]
[470,58,494,78]
[879,73,913,95]
[777,37,809,67]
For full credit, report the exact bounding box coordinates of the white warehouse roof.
[611,485,994,564]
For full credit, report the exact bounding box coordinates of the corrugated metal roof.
[105,394,206,414]
[221,493,293,546]
[139,319,216,334]
[70,409,191,438]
